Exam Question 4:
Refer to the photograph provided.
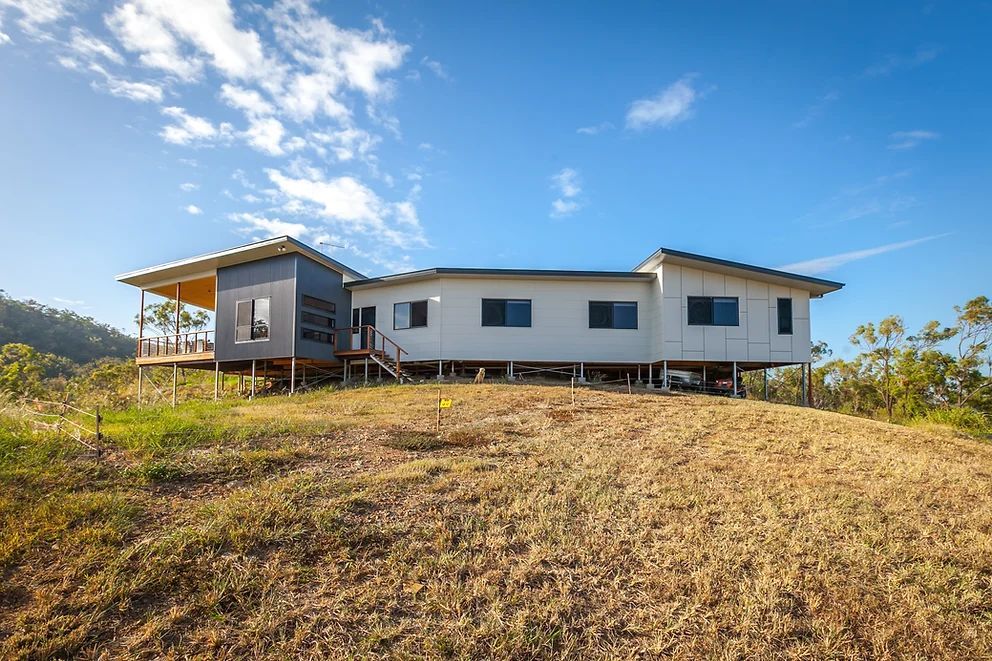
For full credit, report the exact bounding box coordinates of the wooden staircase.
[334,325,409,381]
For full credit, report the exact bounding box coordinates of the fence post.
[95,405,102,444]
[627,373,632,395]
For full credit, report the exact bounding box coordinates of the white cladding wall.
[656,264,811,363]
[351,276,655,363]
[349,269,813,364]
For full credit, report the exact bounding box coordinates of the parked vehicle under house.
[115,236,843,402]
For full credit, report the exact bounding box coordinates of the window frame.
[481,298,532,328]
[686,296,740,327]
[235,296,271,343]
[777,297,793,335]
[301,327,333,344]
[301,310,334,328]
[588,301,638,329]
[301,295,335,314]
[393,300,429,330]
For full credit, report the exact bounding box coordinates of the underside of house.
[115,237,844,405]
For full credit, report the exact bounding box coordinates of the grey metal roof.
[346,267,657,289]
[116,235,366,287]
[634,247,844,296]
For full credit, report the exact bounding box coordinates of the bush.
[914,408,991,436]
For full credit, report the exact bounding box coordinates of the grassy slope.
[1,384,991,658]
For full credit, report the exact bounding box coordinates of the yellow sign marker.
[439,398,453,409]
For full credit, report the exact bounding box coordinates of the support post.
[800,363,807,406]
[579,362,585,383]
[137,365,143,407]
[703,364,707,393]
[732,361,738,398]
[213,361,219,400]
[172,363,178,408]
[663,360,668,389]
[437,359,443,381]
[508,361,514,380]
[647,363,653,388]
[364,357,369,386]
[291,357,297,395]
[763,368,768,401]
[807,362,814,408]
[637,364,642,384]
[250,359,256,399]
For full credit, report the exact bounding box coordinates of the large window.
[482,299,532,327]
[589,301,638,329]
[235,297,270,342]
[302,295,335,313]
[394,300,428,329]
[301,310,334,328]
[687,296,739,326]
[777,298,793,335]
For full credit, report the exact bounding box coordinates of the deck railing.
[333,325,408,374]
[137,330,214,359]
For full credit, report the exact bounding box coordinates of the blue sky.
[0,0,989,359]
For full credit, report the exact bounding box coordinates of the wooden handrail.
[334,325,408,378]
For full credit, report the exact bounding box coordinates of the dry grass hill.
[1,383,991,658]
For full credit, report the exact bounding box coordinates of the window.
[302,310,334,328]
[777,298,793,335]
[301,328,333,344]
[235,297,270,342]
[302,295,335,313]
[589,301,638,329]
[687,296,739,326]
[394,300,428,329]
[482,298,531,327]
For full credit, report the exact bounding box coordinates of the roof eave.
[635,247,844,296]
[115,236,366,287]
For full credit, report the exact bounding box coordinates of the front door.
[352,306,376,349]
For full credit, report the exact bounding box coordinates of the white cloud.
[179,182,198,191]
[266,167,427,248]
[101,74,163,102]
[52,296,85,306]
[229,211,310,239]
[863,46,939,77]
[68,27,123,64]
[244,116,287,156]
[106,0,269,83]
[0,0,70,39]
[421,56,450,81]
[793,90,840,129]
[267,0,408,118]
[778,234,949,275]
[311,126,380,162]
[160,106,233,145]
[219,82,274,116]
[577,121,613,135]
[888,130,940,150]
[549,167,583,218]
[184,204,203,215]
[626,75,701,130]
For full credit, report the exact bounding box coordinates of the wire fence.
[18,397,104,455]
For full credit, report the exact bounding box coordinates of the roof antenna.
[319,241,344,254]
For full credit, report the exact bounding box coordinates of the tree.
[949,296,992,408]
[851,316,905,421]
[0,343,58,399]
[136,300,210,336]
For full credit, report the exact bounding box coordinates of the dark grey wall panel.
[295,255,351,360]
[215,253,297,361]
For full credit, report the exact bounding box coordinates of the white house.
[116,237,843,401]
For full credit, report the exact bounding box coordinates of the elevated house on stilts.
[116,237,843,404]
